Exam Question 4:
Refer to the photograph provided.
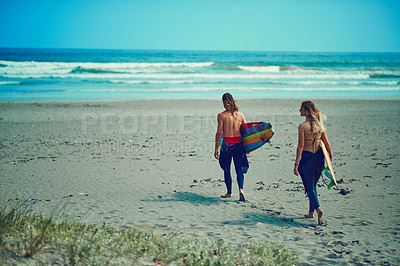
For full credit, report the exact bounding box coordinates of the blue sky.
[1,0,399,52]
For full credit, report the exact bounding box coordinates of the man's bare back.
[218,110,246,137]
[214,110,246,160]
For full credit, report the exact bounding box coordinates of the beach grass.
[0,203,297,265]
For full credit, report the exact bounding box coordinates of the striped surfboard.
[240,122,274,152]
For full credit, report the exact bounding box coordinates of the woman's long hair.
[301,100,326,133]
[222,93,239,113]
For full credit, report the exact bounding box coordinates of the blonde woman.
[215,93,248,201]
[294,101,332,225]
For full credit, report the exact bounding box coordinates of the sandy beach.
[1,98,399,265]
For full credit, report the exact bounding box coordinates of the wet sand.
[1,98,399,265]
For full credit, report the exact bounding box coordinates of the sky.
[0,0,399,52]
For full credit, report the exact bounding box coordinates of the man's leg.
[233,153,245,201]
[221,151,233,197]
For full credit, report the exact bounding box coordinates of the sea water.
[0,48,399,101]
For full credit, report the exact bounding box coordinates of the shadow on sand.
[142,192,223,206]
[143,192,310,228]
[223,212,310,228]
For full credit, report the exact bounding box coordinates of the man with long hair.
[214,93,249,202]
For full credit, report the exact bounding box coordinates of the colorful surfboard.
[240,122,274,152]
[320,140,338,190]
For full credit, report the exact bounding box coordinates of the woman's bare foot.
[317,211,324,225]
[304,212,314,218]
[221,193,232,198]
[239,192,246,202]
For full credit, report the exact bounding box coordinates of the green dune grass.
[0,204,297,265]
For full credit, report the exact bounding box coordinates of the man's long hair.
[222,93,238,113]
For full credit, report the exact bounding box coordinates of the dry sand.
[1,98,399,265]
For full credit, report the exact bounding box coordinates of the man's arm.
[241,112,247,124]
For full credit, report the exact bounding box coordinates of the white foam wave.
[239,66,280,73]
[109,80,205,84]
[0,60,213,68]
[73,86,400,93]
[73,88,225,93]
[244,87,400,91]
[1,60,398,86]
[270,81,399,86]
[1,72,373,80]
[0,60,214,77]
[0,81,22,85]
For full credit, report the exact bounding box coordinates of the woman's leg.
[303,171,320,213]
[299,151,324,223]
[309,200,315,213]
[312,169,323,224]
[312,169,322,210]
[307,186,320,212]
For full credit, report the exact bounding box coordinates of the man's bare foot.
[221,194,232,198]
[318,211,324,225]
[239,192,246,202]
[304,212,314,218]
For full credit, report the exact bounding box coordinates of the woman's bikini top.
[305,133,321,152]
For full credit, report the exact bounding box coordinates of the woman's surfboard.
[320,140,338,189]
[240,122,274,152]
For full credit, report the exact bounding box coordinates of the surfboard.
[320,140,338,189]
[240,122,274,152]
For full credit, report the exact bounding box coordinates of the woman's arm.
[214,113,223,159]
[294,124,305,176]
[321,131,333,160]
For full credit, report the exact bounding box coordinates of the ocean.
[0,48,399,101]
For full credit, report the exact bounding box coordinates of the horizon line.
[1,47,400,54]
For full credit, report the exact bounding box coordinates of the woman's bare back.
[301,121,322,153]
